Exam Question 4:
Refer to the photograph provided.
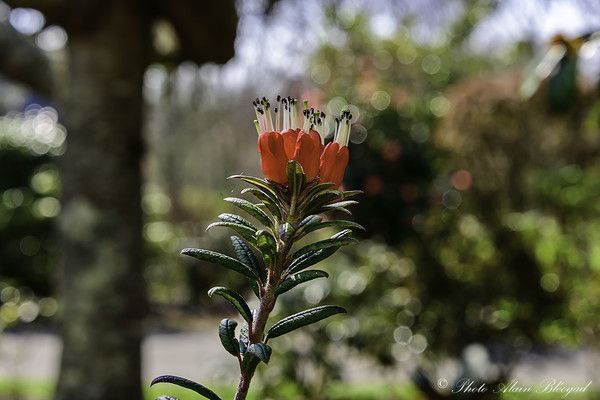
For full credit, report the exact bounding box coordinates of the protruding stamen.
[254,119,260,135]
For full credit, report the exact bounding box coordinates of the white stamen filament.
[252,96,350,144]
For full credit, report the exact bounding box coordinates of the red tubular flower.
[319,109,352,187]
[293,130,321,182]
[258,131,288,184]
[253,96,352,188]
[319,142,349,187]
[281,128,299,160]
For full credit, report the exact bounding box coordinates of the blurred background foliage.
[1,0,600,399]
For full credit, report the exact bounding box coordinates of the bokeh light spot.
[451,170,472,191]
[370,91,391,110]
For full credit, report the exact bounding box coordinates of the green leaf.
[224,197,273,227]
[150,375,222,400]
[300,220,365,236]
[298,215,322,229]
[206,222,257,244]
[266,305,347,339]
[300,181,336,201]
[247,343,272,364]
[322,200,358,210]
[331,228,353,239]
[208,287,253,323]
[217,213,256,229]
[303,190,344,214]
[342,190,363,198]
[292,236,356,260]
[276,270,329,295]
[230,236,263,280]
[218,318,239,357]
[239,322,249,355]
[287,160,304,196]
[182,248,257,280]
[256,229,277,264]
[240,187,283,217]
[228,175,279,199]
[241,352,260,374]
[278,222,295,241]
[287,247,338,274]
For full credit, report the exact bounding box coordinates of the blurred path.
[1,331,599,386]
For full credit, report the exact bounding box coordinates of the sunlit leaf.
[292,236,356,260]
[150,375,222,400]
[247,342,272,364]
[230,236,263,280]
[276,270,329,295]
[224,197,273,227]
[206,222,257,244]
[181,248,257,280]
[218,318,240,357]
[208,287,253,323]
[266,305,347,339]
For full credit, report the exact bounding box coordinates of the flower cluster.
[254,96,352,187]
[151,95,362,400]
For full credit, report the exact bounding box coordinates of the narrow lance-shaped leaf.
[224,197,273,227]
[321,200,358,211]
[292,236,356,260]
[278,222,294,241]
[151,375,222,400]
[206,221,257,245]
[217,213,256,230]
[256,229,277,264]
[227,175,279,199]
[286,160,304,197]
[342,189,363,198]
[230,236,263,280]
[288,247,337,274]
[218,318,239,357]
[208,287,253,324]
[302,190,344,214]
[240,187,283,218]
[181,248,257,280]
[298,215,322,229]
[276,270,329,295]
[300,181,336,202]
[266,305,347,339]
[299,220,365,236]
[239,322,249,355]
[247,343,272,364]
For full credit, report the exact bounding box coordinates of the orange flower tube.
[257,131,288,185]
[293,129,321,182]
[319,110,352,187]
[253,96,351,188]
[281,128,299,160]
[319,142,349,187]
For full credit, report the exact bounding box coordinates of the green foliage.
[159,170,360,399]
[181,248,257,280]
[208,287,253,323]
[218,318,240,357]
[151,376,222,400]
[275,270,329,295]
[266,305,347,340]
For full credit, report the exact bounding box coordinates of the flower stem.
[233,190,301,400]
[234,372,252,400]
[234,277,277,400]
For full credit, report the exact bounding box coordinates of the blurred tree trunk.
[55,3,148,400]
[4,1,237,399]
[0,22,53,96]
